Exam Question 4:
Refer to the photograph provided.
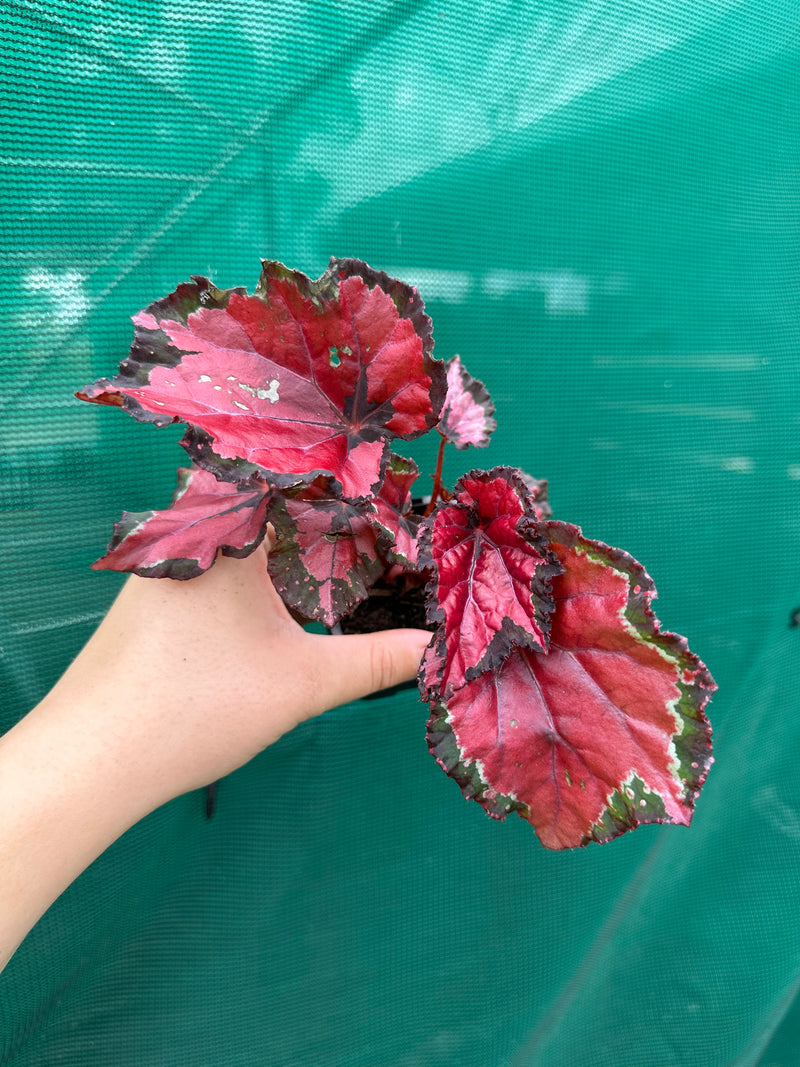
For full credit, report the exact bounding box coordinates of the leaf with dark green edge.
[418,631,447,703]
[332,257,435,362]
[75,278,244,425]
[179,425,315,491]
[437,355,496,449]
[91,465,270,579]
[266,476,388,627]
[369,453,423,566]
[418,467,562,697]
[425,520,715,850]
[77,259,446,500]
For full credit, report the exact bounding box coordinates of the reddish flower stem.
[425,433,447,516]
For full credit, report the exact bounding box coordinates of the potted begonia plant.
[77,257,715,850]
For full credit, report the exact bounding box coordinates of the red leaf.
[426,521,715,849]
[267,477,387,627]
[92,466,270,579]
[370,453,423,566]
[437,355,496,449]
[77,260,446,500]
[420,468,562,695]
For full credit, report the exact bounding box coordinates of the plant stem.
[425,433,447,516]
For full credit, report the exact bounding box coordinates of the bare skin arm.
[0,543,430,971]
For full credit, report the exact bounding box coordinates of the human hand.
[65,538,431,806]
[0,541,430,970]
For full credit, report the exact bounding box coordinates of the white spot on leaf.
[237,378,280,404]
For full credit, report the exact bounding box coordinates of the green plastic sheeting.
[2,1,800,1063]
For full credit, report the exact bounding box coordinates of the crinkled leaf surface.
[420,468,561,696]
[77,258,446,499]
[267,476,386,626]
[437,355,496,449]
[370,454,422,566]
[426,520,715,849]
[519,471,552,520]
[92,466,270,579]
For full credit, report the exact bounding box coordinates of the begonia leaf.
[370,453,423,566]
[426,520,715,849]
[519,471,552,520]
[437,355,496,449]
[77,258,446,500]
[267,476,387,626]
[179,426,308,490]
[92,465,270,579]
[419,468,562,696]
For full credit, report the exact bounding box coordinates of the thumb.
[309,628,432,709]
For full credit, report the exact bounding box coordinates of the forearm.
[0,552,428,972]
[0,686,161,972]
[0,564,263,971]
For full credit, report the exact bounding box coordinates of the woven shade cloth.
[2,2,800,1063]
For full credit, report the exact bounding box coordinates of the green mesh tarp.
[2,2,800,1064]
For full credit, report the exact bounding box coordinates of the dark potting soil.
[338,579,433,635]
